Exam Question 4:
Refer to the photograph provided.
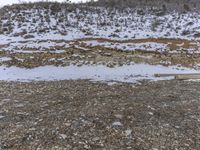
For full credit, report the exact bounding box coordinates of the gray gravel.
[0,80,200,149]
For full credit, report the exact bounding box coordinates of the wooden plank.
[175,74,200,80]
[155,73,200,80]
[154,74,179,77]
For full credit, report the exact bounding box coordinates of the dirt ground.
[0,80,200,150]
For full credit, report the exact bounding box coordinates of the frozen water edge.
[0,64,199,83]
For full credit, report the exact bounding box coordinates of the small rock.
[92,137,100,141]
[125,129,132,136]
[103,53,112,56]
[23,34,35,39]
[15,104,24,108]
[106,62,115,68]
[84,144,90,149]
[148,112,154,115]
[64,122,71,127]
[112,121,123,127]
[114,114,123,119]
[0,115,5,119]
[59,134,67,140]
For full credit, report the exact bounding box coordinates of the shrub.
[183,4,191,12]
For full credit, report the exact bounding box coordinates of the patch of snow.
[83,40,169,52]
[0,57,12,62]
[12,50,39,54]
[0,64,199,83]
[83,40,200,54]
[2,41,70,51]
[49,50,66,54]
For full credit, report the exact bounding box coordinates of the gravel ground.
[0,80,200,149]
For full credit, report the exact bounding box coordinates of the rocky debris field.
[0,80,200,149]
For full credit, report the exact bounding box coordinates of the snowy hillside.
[1,5,200,41]
[0,3,200,55]
[0,2,200,82]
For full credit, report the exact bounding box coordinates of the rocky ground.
[0,80,200,149]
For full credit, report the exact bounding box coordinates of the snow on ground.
[1,7,200,54]
[83,40,200,54]
[83,40,169,52]
[0,64,199,83]
[0,57,12,62]
[1,7,200,43]
[2,40,71,51]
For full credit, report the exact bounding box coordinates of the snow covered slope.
[1,4,200,42]
[0,3,200,82]
[0,3,200,57]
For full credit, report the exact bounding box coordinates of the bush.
[183,4,191,12]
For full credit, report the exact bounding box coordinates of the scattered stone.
[23,34,35,39]
[148,112,154,115]
[0,115,5,119]
[59,134,67,140]
[114,114,123,119]
[92,137,100,141]
[125,129,132,136]
[64,122,71,127]
[112,121,123,127]
[103,53,112,57]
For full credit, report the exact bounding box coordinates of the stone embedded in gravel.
[84,144,90,149]
[114,114,123,119]
[148,112,154,115]
[59,134,67,140]
[92,137,100,141]
[125,129,132,136]
[112,121,123,127]
[0,115,5,119]
[103,53,112,56]
[15,104,25,108]
[64,122,71,127]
